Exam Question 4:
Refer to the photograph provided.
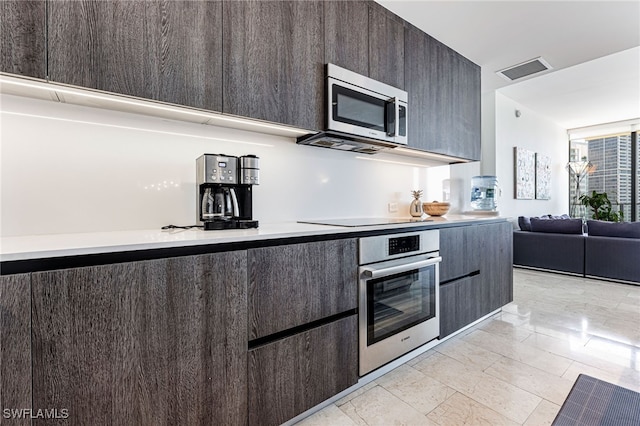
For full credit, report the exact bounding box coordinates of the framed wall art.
[535,153,551,200]
[514,147,535,199]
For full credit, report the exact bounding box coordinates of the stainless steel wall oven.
[358,230,440,376]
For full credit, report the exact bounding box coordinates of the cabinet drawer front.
[248,239,357,340]
[248,315,358,426]
[439,274,486,337]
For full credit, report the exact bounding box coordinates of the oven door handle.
[362,256,442,279]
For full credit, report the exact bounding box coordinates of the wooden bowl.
[423,201,450,216]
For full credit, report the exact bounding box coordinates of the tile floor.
[297,268,640,425]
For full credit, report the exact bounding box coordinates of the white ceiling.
[377,0,640,130]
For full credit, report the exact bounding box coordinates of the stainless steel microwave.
[327,64,407,145]
[297,64,408,154]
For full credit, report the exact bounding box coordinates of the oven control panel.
[359,229,439,265]
[388,235,420,256]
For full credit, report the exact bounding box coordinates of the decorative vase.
[410,190,424,217]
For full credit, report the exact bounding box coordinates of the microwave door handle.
[362,256,442,279]
[386,97,398,137]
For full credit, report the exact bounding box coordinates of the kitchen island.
[0,216,512,426]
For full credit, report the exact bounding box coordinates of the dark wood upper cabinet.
[0,0,46,78]
[368,2,404,89]
[0,274,32,426]
[405,24,481,160]
[223,0,325,130]
[324,0,369,77]
[31,252,247,425]
[47,0,223,111]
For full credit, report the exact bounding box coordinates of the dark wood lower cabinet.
[248,315,358,426]
[30,252,247,425]
[440,275,484,338]
[482,222,514,311]
[0,274,31,426]
[439,222,513,338]
[248,239,357,340]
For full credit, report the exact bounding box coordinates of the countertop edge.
[1,217,510,274]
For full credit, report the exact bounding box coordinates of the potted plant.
[579,191,624,222]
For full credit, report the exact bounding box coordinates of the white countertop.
[0,215,504,262]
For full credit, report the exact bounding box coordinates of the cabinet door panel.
[0,0,46,78]
[223,0,324,130]
[439,275,483,338]
[248,239,357,340]
[31,252,247,425]
[404,25,480,160]
[248,315,358,426]
[439,225,481,282]
[480,222,514,311]
[48,0,222,111]
[325,0,369,77]
[368,3,404,89]
[0,274,31,426]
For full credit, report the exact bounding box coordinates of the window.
[569,131,639,222]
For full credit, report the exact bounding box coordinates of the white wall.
[493,92,569,219]
[0,94,454,237]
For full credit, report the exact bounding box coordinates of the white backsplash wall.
[0,94,450,237]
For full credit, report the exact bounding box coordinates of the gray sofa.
[513,217,640,284]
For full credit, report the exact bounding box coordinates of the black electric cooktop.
[298,218,433,227]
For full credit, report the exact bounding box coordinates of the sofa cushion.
[587,220,640,239]
[530,217,583,234]
[518,216,532,231]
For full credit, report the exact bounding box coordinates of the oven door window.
[366,264,436,346]
[332,84,386,131]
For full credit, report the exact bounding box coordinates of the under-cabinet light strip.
[1,111,274,147]
[0,75,309,136]
[355,156,431,168]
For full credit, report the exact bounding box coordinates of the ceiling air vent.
[497,57,552,81]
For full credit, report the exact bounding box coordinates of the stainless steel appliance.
[297,64,408,154]
[196,154,259,230]
[358,230,441,375]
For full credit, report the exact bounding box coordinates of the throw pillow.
[518,216,532,231]
[530,218,583,234]
[587,220,640,239]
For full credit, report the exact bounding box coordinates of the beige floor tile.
[335,381,377,407]
[406,348,436,367]
[296,404,357,426]
[461,329,573,376]
[562,361,640,393]
[523,400,561,426]
[338,385,431,426]
[413,352,542,423]
[477,317,534,342]
[426,392,518,426]
[434,338,502,371]
[484,357,575,405]
[374,364,456,415]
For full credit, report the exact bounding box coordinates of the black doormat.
[552,374,640,426]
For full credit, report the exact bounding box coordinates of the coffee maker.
[196,154,259,230]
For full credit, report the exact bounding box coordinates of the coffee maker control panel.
[203,155,238,183]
